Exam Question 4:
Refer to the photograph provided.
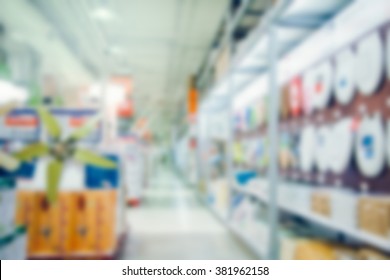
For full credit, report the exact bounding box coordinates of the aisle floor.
[121,169,256,260]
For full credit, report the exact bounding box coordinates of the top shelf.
[200,0,390,111]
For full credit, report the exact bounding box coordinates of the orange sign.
[117,100,134,118]
[6,116,38,127]
[69,117,86,127]
[187,76,198,122]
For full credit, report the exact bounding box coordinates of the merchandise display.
[334,48,356,105]
[328,118,354,174]
[299,125,316,173]
[387,120,390,165]
[0,226,27,260]
[289,77,304,117]
[358,196,390,238]
[122,139,147,206]
[15,189,120,258]
[387,28,390,79]
[311,61,333,110]
[197,0,390,260]
[355,31,384,96]
[0,141,27,259]
[355,114,386,178]
[313,125,331,173]
[4,0,390,263]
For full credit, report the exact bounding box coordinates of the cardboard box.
[71,191,97,254]
[358,197,390,238]
[16,189,119,258]
[94,190,117,253]
[311,191,331,217]
[357,248,389,260]
[58,192,75,254]
[30,192,61,255]
[330,189,357,229]
[294,240,336,260]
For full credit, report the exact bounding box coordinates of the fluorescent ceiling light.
[91,7,114,21]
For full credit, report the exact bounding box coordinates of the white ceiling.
[0,0,228,137]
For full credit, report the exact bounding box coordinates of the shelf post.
[266,26,280,260]
[225,0,237,220]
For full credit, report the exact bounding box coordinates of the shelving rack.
[195,0,390,259]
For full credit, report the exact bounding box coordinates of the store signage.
[50,109,101,143]
[0,108,39,141]
[187,76,198,123]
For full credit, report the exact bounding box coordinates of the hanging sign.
[0,108,39,141]
[187,76,198,123]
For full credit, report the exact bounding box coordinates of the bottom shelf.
[206,204,266,259]
[232,185,390,253]
[228,223,267,259]
[29,232,127,260]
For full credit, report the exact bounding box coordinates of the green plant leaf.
[47,160,63,204]
[73,149,116,169]
[67,114,101,142]
[37,107,61,139]
[0,150,20,171]
[28,84,42,106]
[14,143,49,161]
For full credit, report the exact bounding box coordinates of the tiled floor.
[121,169,256,260]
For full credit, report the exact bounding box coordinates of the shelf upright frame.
[266,25,280,260]
[225,0,237,220]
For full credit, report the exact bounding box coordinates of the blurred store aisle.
[121,169,255,260]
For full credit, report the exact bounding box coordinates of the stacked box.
[358,196,390,238]
[311,190,331,217]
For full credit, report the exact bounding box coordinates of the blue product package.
[15,161,36,178]
[85,154,120,188]
[235,170,257,186]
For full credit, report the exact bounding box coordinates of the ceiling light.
[91,7,113,21]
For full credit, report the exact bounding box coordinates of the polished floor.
[121,169,255,260]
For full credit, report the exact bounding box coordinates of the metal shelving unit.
[232,183,390,253]
[194,0,390,259]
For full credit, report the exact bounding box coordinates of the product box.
[71,191,97,254]
[0,185,17,235]
[356,248,390,260]
[330,189,357,230]
[30,192,61,256]
[58,192,75,255]
[15,189,119,258]
[311,190,331,217]
[293,184,312,213]
[280,232,299,260]
[279,183,311,214]
[93,190,117,253]
[294,240,336,260]
[358,196,390,238]
[9,226,27,260]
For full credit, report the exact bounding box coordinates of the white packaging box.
[11,232,27,260]
[280,236,299,260]
[0,188,17,234]
[330,188,358,230]
[294,184,312,213]
[279,182,312,214]
[278,183,294,209]
[0,230,27,260]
